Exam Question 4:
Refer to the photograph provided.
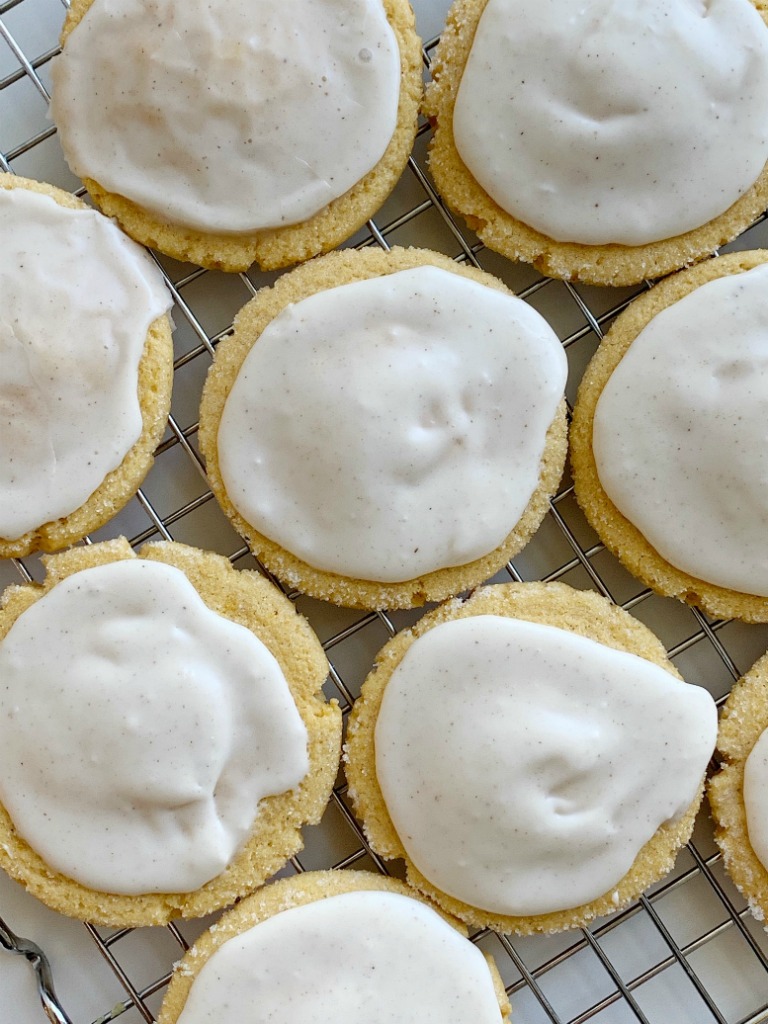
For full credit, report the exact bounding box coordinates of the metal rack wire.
[2,0,768,1021]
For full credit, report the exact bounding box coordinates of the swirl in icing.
[50,0,400,233]
[592,263,768,596]
[216,265,567,583]
[0,187,172,540]
[0,559,309,895]
[374,615,717,916]
[452,0,768,245]
[174,891,503,1024]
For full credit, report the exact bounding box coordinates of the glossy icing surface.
[217,266,566,582]
[743,728,768,872]
[593,264,768,596]
[175,891,503,1024]
[51,0,400,232]
[0,188,172,539]
[453,0,768,245]
[0,560,309,894]
[375,615,717,915]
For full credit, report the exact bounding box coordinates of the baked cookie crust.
[0,173,173,559]
[156,869,511,1024]
[423,0,768,287]
[709,651,768,924]
[344,581,706,934]
[198,245,568,610]
[0,538,342,927]
[56,0,422,273]
[570,250,768,623]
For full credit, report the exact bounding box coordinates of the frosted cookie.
[198,247,568,609]
[424,0,768,286]
[0,538,341,927]
[0,173,173,558]
[345,582,717,934]
[50,0,422,272]
[156,870,510,1024]
[709,651,768,924]
[571,251,768,622]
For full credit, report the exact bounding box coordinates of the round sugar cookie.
[198,246,568,610]
[709,651,768,924]
[571,250,768,622]
[50,0,422,272]
[0,538,341,927]
[424,0,768,286]
[156,870,511,1024]
[344,582,717,934]
[0,173,173,558]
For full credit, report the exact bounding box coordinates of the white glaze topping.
[175,890,503,1024]
[452,0,768,246]
[744,728,768,871]
[217,266,566,583]
[593,263,768,596]
[0,559,309,894]
[0,188,172,540]
[50,0,400,233]
[374,615,717,916]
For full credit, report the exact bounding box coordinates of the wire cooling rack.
[3,0,768,1021]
